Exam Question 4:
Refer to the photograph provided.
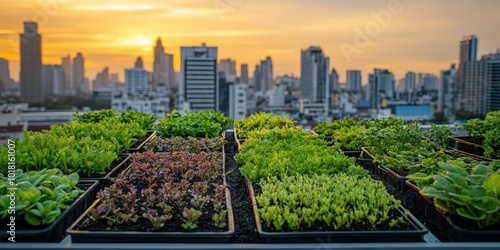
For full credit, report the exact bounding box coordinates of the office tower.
[61,55,71,91]
[368,69,395,110]
[330,68,340,93]
[460,52,500,117]
[346,70,362,92]
[179,43,218,111]
[124,57,150,97]
[300,46,330,104]
[460,35,478,64]
[253,64,261,92]
[42,65,65,96]
[229,83,247,121]
[110,73,119,83]
[152,38,175,92]
[218,72,230,116]
[240,64,249,84]
[405,72,416,104]
[164,53,175,90]
[93,67,110,89]
[0,58,9,95]
[439,64,457,119]
[20,21,43,103]
[219,59,237,82]
[72,52,85,94]
[269,83,285,106]
[260,57,273,92]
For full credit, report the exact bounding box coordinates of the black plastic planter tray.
[405,180,436,219]
[448,136,499,159]
[127,130,156,152]
[378,166,409,191]
[445,148,493,162]
[246,179,428,243]
[342,150,362,158]
[0,180,99,243]
[359,147,383,176]
[79,153,131,190]
[67,188,235,243]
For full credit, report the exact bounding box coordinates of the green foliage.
[74,109,156,131]
[420,161,500,229]
[256,174,406,231]
[0,131,118,177]
[462,110,500,158]
[0,168,83,226]
[427,124,452,149]
[235,112,296,139]
[157,110,233,138]
[236,127,364,181]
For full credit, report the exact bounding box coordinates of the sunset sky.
[1,0,499,84]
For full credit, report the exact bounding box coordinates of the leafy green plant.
[426,124,452,149]
[419,161,500,228]
[156,110,233,138]
[462,110,500,158]
[0,168,83,226]
[236,127,364,181]
[235,112,296,139]
[256,174,406,231]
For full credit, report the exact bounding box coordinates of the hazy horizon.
[1,0,500,84]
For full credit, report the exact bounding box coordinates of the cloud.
[161,8,213,18]
[74,4,164,11]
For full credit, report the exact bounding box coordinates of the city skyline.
[1,0,500,83]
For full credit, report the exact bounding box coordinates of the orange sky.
[1,0,499,84]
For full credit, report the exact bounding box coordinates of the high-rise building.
[300,46,330,105]
[93,67,110,89]
[61,55,71,92]
[240,64,249,84]
[219,59,237,82]
[253,64,261,93]
[42,65,64,96]
[0,58,9,95]
[152,38,175,92]
[460,52,500,116]
[20,21,43,104]
[124,57,150,97]
[72,52,85,94]
[330,68,340,93]
[439,64,457,120]
[269,83,285,106]
[460,35,478,64]
[259,56,274,95]
[229,83,247,121]
[179,43,218,111]
[367,69,395,110]
[346,70,362,92]
[405,72,417,104]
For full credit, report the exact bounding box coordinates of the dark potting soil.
[224,131,262,243]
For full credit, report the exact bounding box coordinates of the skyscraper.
[460,35,478,64]
[124,57,150,97]
[300,46,330,104]
[218,58,237,81]
[72,52,85,94]
[405,72,416,104]
[61,55,71,92]
[368,69,395,111]
[346,70,362,92]
[330,68,340,93]
[20,21,43,104]
[0,58,9,95]
[253,64,261,92]
[152,38,174,92]
[260,57,273,93]
[240,64,249,84]
[439,64,457,120]
[179,43,218,111]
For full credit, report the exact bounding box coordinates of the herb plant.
[0,168,83,226]
[234,112,296,139]
[462,111,500,158]
[256,174,407,231]
[156,110,233,138]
